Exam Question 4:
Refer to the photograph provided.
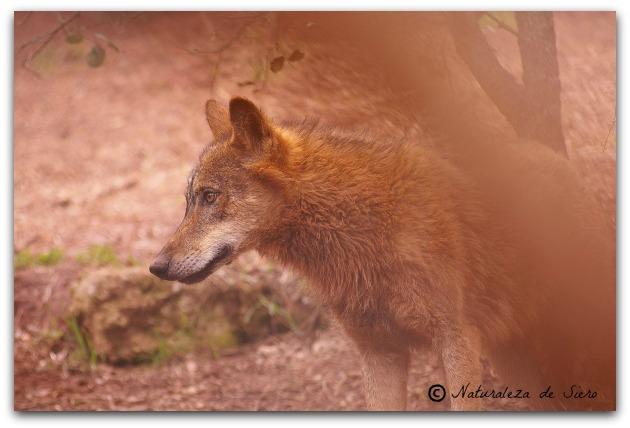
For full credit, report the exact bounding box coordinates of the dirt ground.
[15,268,448,411]
[13,12,616,411]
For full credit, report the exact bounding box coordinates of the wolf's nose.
[149,254,170,279]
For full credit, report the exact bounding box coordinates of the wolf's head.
[150,97,289,283]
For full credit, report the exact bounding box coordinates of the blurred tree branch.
[18,12,80,77]
[186,12,266,55]
[450,12,567,157]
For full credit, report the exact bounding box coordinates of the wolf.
[150,97,615,411]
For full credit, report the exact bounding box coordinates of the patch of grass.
[149,337,174,365]
[14,247,64,269]
[245,295,299,333]
[37,248,64,266]
[14,249,35,269]
[75,244,121,267]
[65,316,98,366]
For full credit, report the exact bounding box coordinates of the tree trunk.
[450,12,567,157]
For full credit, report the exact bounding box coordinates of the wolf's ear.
[205,99,233,141]
[229,97,272,151]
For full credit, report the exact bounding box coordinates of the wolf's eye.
[201,189,219,205]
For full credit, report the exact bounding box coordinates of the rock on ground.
[69,255,320,364]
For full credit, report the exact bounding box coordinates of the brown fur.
[151,97,615,411]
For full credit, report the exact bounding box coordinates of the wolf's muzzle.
[149,253,171,279]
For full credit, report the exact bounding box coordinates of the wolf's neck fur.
[257,126,514,328]
[257,126,445,313]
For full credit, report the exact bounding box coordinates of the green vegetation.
[75,244,121,267]
[14,249,34,269]
[14,247,64,269]
[15,244,141,270]
[149,337,175,365]
[243,295,299,333]
[75,244,142,268]
[37,248,64,265]
[66,316,98,367]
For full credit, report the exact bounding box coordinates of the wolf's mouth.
[180,245,233,284]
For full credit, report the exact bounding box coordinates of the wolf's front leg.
[440,329,483,411]
[358,345,410,411]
